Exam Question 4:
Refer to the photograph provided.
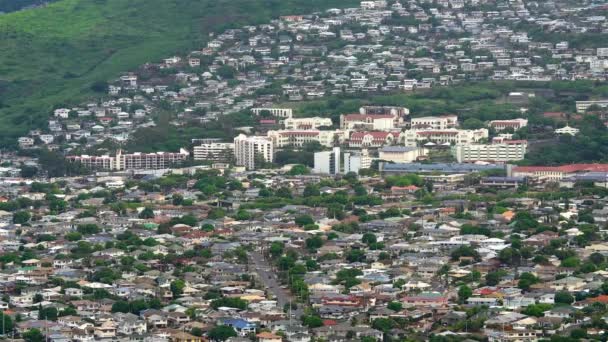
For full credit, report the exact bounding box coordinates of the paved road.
[248,250,303,318]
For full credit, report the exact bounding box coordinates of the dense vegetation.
[0,0,358,147]
[523,116,608,165]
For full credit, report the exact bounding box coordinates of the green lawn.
[0,0,358,147]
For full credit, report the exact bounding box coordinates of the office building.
[451,141,527,163]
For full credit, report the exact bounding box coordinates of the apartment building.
[234,134,274,170]
[451,141,527,163]
[193,142,235,163]
[67,149,190,171]
[67,155,116,170]
[117,150,190,170]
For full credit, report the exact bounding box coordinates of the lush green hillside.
[0,0,358,147]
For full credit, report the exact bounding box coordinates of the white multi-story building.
[401,128,489,147]
[576,100,608,113]
[284,117,333,130]
[67,155,117,170]
[313,147,341,175]
[410,115,458,130]
[68,149,190,171]
[193,142,234,162]
[234,134,274,170]
[597,48,608,57]
[348,131,396,148]
[251,108,293,118]
[117,149,190,170]
[54,108,70,119]
[340,114,395,130]
[451,141,527,162]
[344,150,372,174]
[360,106,409,117]
[378,146,426,163]
[18,137,35,148]
[489,118,528,132]
[266,130,346,148]
[360,1,387,9]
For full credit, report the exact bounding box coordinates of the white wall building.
[284,117,333,130]
[18,137,35,148]
[54,108,70,119]
[234,134,274,170]
[266,130,346,148]
[378,146,426,163]
[489,118,528,132]
[410,115,458,130]
[401,129,489,147]
[313,147,341,175]
[451,141,527,162]
[344,150,372,174]
[555,125,579,136]
[576,100,608,113]
[360,106,409,117]
[193,142,235,162]
[340,114,395,130]
[67,149,190,171]
[251,108,293,118]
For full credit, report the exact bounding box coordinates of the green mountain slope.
[0,0,357,147]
